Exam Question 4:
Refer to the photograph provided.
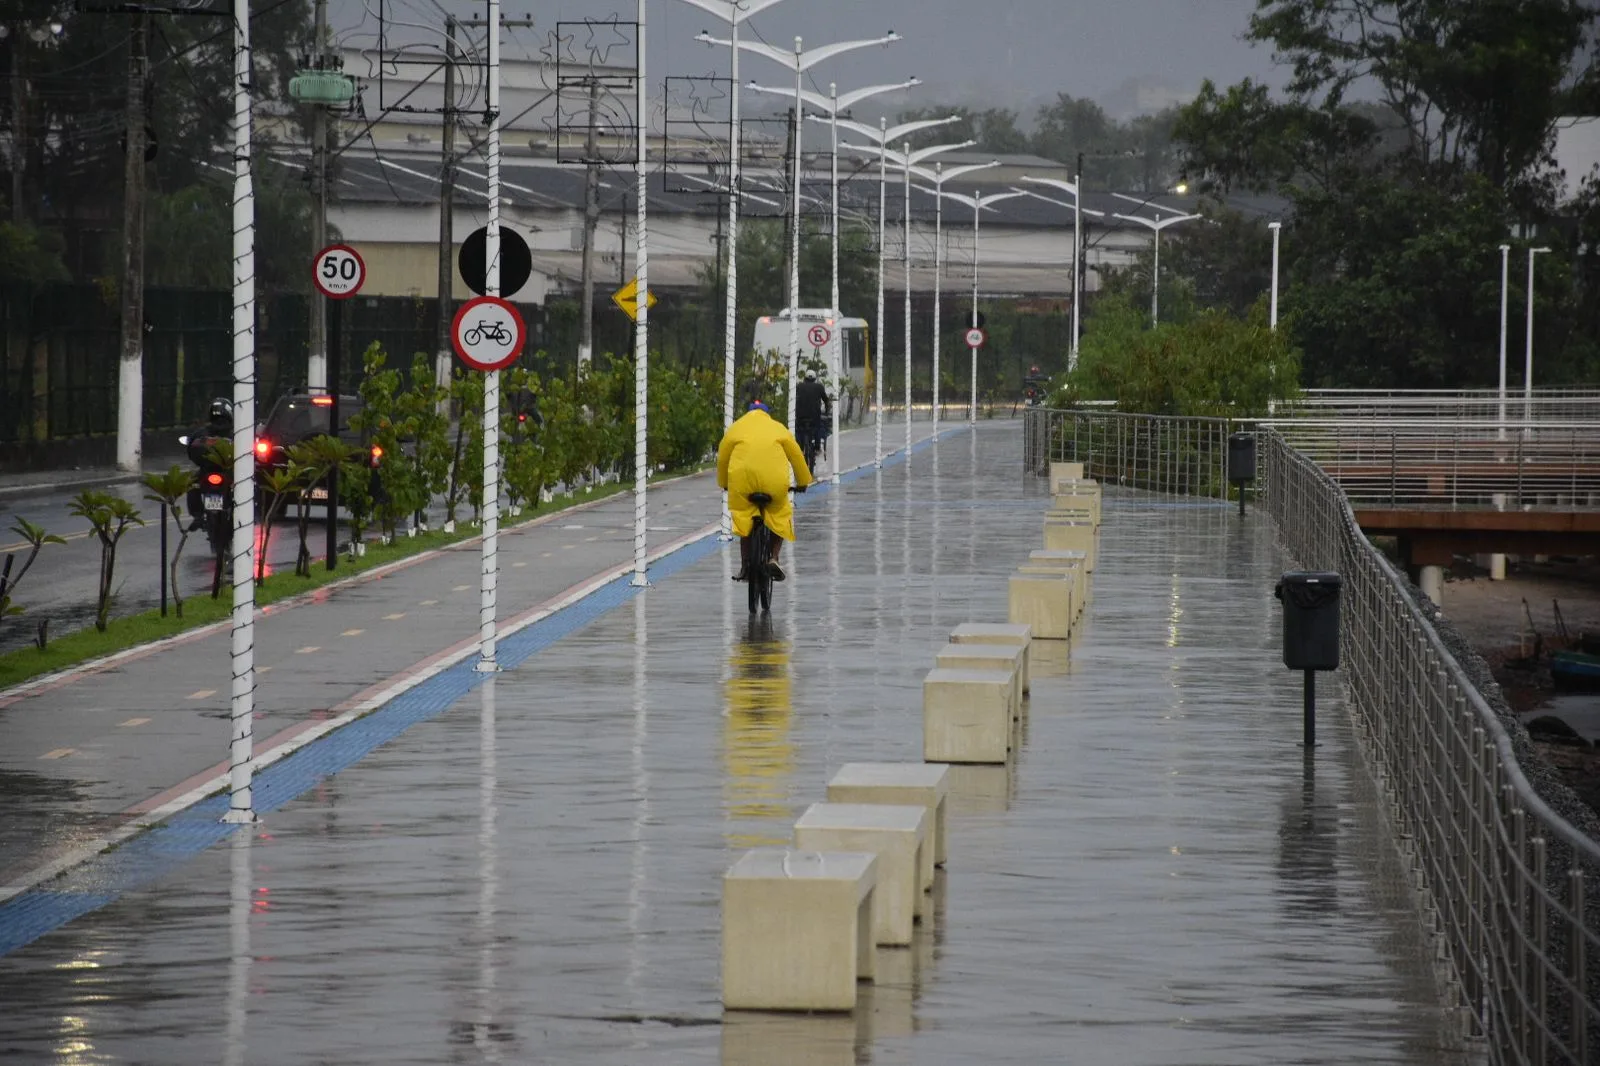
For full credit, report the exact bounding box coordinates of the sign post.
[966,327,986,425]
[312,243,365,572]
[807,323,831,350]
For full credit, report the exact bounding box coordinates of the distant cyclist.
[794,369,831,468]
[717,380,814,583]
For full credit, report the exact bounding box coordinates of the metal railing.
[1025,407,1232,498]
[1278,389,1600,424]
[1026,408,1600,1064]
[1261,419,1600,511]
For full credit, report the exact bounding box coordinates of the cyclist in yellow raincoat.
[717,380,814,582]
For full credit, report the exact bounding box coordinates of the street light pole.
[1110,205,1202,328]
[705,30,901,431]
[1269,221,1282,330]
[911,160,1000,424]
[922,186,1026,425]
[1019,176,1103,371]
[754,77,920,479]
[684,0,791,537]
[837,114,963,463]
[1525,245,1552,425]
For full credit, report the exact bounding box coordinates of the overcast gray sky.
[333,0,1282,124]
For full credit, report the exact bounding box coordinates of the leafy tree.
[284,436,352,575]
[140,466,196,617]
[0,222,68,282]
[1032,94,1116,167]
[68,489,144,631]
[256,467,302,585]
[400,353,452,527]
[1060,292,1301,416]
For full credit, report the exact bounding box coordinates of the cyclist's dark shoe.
[767,561,786,582]
[732,563,750,582]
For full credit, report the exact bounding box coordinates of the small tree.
[140,466,198,618]
[285,435,356,574]
[68,490,144,632]
[257,467,302,585]
[403,352,452,529]
[0,517,66,635]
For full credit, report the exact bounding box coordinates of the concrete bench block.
[795,803,929,946]
[827,762,951,874]
[722,848,878,1011]
[950,622,1032,692]
[1021,551,1087,604]
[935,643,1024,719]
[1009,573,1072,640]
[1048,501,1098,526]
[1051,477,1100,499]
[923,667,1015,765]
[1049,460,1085,484]
[1043,519,1097,568]
[720,1012,864,1065]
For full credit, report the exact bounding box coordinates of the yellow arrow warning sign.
[611,277,657,322]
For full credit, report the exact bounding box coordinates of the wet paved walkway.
[0,425,1468,1064]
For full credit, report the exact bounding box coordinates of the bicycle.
[744,493,776,614]
[798,422,824,474]
[463,320,512,346]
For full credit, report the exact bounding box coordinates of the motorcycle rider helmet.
[207,397,233,431]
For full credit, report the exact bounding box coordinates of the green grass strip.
[0,476,657,691]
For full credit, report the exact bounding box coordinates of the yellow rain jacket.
[717,406,813,541]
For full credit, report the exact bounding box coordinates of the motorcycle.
[180,400,237,571]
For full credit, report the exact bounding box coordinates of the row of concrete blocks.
[722,623,1036,1013]
[721,479,1106,1014]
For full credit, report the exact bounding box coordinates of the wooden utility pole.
[578,77,600,368]
[435,15,456,391]
[116,13,149,473]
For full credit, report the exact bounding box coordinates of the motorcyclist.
[184,398,234,530]
[1022,365,1048,406]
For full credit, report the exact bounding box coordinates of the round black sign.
[458,226,533,299]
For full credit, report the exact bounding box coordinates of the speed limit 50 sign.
[313,244,366,299]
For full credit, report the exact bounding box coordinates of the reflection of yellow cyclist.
[717,380,813,583]
[723,621,794,847]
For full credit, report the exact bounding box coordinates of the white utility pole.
[1019,176,1101,371]
[1111,203,1202,327]
[684,0,791,535]
[1525,245,1551,426]
[224,0,257,824]
[632,0,650,586]
[478,1,503,669]
[837,114,961,464]
[1268,221,1282,330]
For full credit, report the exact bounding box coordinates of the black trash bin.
[1275,571,1341,671]
[1228,432,1257,483]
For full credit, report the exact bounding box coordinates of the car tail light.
[206,472,225,486]
[370,443,383,467]
[517,413,528,423]
[310,395,333,407]
[254,438,271,459]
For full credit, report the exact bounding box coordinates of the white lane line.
[419,599,438,606]
[295,646,320,655]
[452,584,470,592]
[186,689,216,700]
[511,562,526,569]
[40,748,74,760]
[119,717,151,727]
[384,613,406,621]
[342,628,365,637]
[257,665,273,675]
